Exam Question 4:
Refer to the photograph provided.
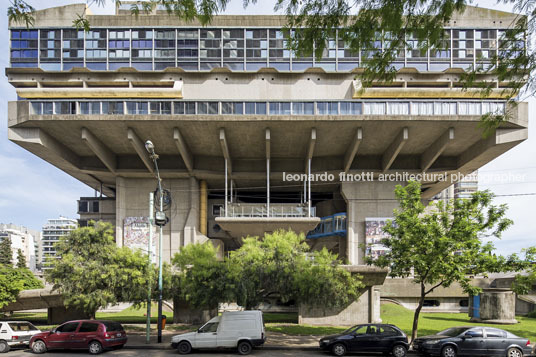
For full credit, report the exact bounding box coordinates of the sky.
[0,0,534,256]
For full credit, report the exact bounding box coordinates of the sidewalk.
[125,331,319,350]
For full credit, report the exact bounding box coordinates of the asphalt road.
[5,348,334,357]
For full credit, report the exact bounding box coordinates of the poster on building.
[365,217,393,259]
[123,217,156,262]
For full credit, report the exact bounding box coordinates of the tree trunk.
[411,283,426,345]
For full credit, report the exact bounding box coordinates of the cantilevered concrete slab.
[215,217,321,239]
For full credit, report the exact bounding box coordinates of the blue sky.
[1,0,534,256]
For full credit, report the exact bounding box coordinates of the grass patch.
[266,303,536,339]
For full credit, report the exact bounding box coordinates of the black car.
[319,323,409,356]
[413,326,532,357]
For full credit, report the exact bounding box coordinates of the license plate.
[117,333,121,337]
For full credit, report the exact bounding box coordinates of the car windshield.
[8,322,38,331]
[102,322,123,332]
[437,327,471,337]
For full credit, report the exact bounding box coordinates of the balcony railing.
[221,203,315,218]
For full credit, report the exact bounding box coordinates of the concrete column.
[341,181,402,265]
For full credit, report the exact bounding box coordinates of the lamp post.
[145,140,164,344]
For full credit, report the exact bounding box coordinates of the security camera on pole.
[145,140,167,344]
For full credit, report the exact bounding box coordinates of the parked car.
[171,310,266,355]
[413,326,532,357]
[0,321,41,353]
[29,320,127,355]
[319,323,409,356]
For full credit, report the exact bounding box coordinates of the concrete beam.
[344,127,363,173]
[219,128,232,174]
[81,127,117,174]
[421,127,455,171]
[265,128,271,160]
[305,128,317,172]
[173,127,194,174]
[382,127,409,172]
[127,128,154,174]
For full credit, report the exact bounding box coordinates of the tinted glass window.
[57,322,79,333]
[379,326,399,336]
[103,322,123,332]
[438,327,471,337]
[466,329,484,338]
[79,322,99,333]
[486,328,506,338]
[353,325,368,335]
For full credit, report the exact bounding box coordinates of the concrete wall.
[299,286,381,326]
[115,177,207,263]
[341,181,401,265]
[384,297,469,313]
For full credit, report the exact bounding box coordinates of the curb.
[125,345,318,351]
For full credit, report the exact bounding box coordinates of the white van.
[171,310,266,355]
[0,321,41,353]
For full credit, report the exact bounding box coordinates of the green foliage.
[16,249,26,269]
[368,181,519,342]
[0,236,13,266]
[0,266,43,309]
[46,221,170,318]
[512,246,536,295]
[173,230,363,311]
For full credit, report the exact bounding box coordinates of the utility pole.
[146,192,154,344]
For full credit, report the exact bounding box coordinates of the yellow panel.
[353,88,513,99]
[16,89,183,99]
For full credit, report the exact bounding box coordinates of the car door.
[485,328,508,356]
[377,325,401,353]
[195,322,219,348]
[458,328,486,355]
[47,322,80,349]
[348,325,373,352]
[71,322,100,349]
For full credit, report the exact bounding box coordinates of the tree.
[16,249,26,269]
[46,221,171,318]
[0,266,44,310]
[0,236,13,266]
[368,181,520,343]
[173,230,363,310]
[512,246,536,295]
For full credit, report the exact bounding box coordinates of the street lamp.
[145,140,165,344]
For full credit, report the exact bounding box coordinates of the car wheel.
[0,340,10,353]
[237,341,252,355]
[332,342,347,356]
[177,341,192,355]
[507,347,523,357]
[31,340,47,354]
[392,344,407,357]
[88,341,103,355]
[441,345,457,357]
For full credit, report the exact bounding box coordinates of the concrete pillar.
[341,181,402,265]
[474,288,518,324]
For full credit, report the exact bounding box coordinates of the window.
[340,102,362,115]
[458,102,481,115]
[102,102,124,115]
[79,201,89,213]
[54,102,76,115]
[8,322,38,331]
[364,102,386,115]
[174,102,196,115]
[246,29,267,70]
[102,322,123,332]
[387,102,409,115]
[79,322,99,333]
[56,322,79,333]
[212,204,223,217]
[150,102,172,115]
[316,102,338,115]
[222,102,243,115]
[352,325,368,335]
[244,102,267,115]
[378,326,399,336]
[434,102,457,115]
[197,102,219,115]
[482,102,505,115]
[92,201,100,213]
[465,329,484,338]
[411,102,434,115]
[459,299,469,307]
[269,102,291,115]
[423,300,440,307]
[62,29,84,64]
[80,102,101,115]
[485,328,506,338]
[127,102,149,115]
[31,102,42,115]
[292,102,314,115]
[199,322,219,333]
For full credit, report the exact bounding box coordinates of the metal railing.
[221,203,315,218]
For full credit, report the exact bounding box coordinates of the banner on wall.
[365,217,393,259]
[123,216,156,262]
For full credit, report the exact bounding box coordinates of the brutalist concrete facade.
[7,3,528,324]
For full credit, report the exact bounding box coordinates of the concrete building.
[433,170,479,200]
[41,217,77,270]
[77,196,116,227]
[6,3,528,324]
[0,223,40,271]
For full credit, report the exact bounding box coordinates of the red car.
[29,320,127,354]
